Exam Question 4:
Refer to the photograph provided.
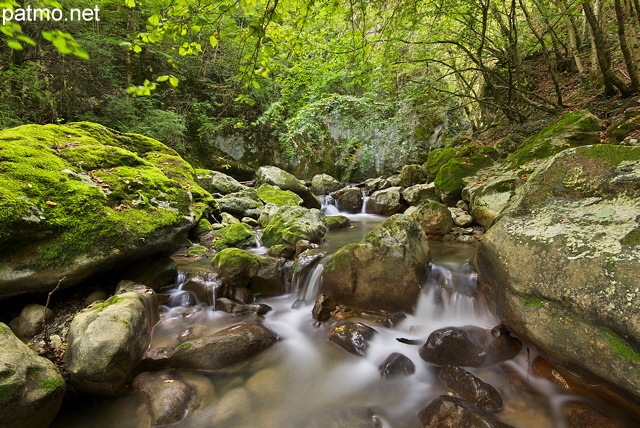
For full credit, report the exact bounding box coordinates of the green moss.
[212,223,255,249]
[176,342,192,351]
[522,294,545,308]
[211,248,261,277]
[577,144,640,166]
[434,153,494,201]
[256,184,303,207]
[90,295,124,311]
[601,329,640,365]
[621,228,640,246]
[37,376,63,392]
[423,147,457,180]
[326,215,350,230]
[187,245,208,256]
[323,242,359,273]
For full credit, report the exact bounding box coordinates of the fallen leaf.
[45,201,57,206]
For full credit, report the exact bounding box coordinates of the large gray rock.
[195,169,245,195]
[322,214,431,312]
[332,187,363,213]
[474,144,640,408]
[402,183,439,205]
[411,201,454,235]
[0,322,66,427]
[9,303,54,339]
[261,205,327,248]
[217,188,264,218]
[256,166,321,208]
[64,284,159,395]
[168,321,279,371]
[311,173,341,195]
[365,186,405,215]
[463,172,522,229]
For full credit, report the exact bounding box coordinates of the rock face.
[168,321,279,371]
[261,205,327,248]
[0,322,66,427]
[0,122,213,298]
[474,144,640,407]
[311,173,342,195]
[322,214,431,312]
[255,166,320,208]
[365,187,405,215]
[195,169,245,195]
[64,285,159,395]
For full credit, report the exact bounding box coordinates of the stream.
[51,205,633,428]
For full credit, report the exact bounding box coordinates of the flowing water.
[52,206,636,427]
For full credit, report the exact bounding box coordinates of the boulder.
[363,177,391,195]
[9,304,54,339]
[217,189,264,219]
[608,107,640,143]
[418,396,514,428]
[332,187,363,213]
[208,223,256,250]
[168,321,279,371]
[365,186,405,215]
[64,284,159,395]
[322,214,431,312]
[256,183,303,206]
[311,173,342,195]
[328,322,377,356]
[411,201,454,235]
[379,352,416,378]
[211,248,287,294]
[398,164,426,187]
[312,294,338,322]
[215,297,272,315]
[0,323,65,427]
[474,144,640,409]
[423,145,499,181]
[261,205,327,248]
[326,215,351,230]
[419,325,521,368]
[132,370,197,426]
[195,169,245,195]
[123,256,178,291]
[463,173,522,229]
[438,365,503,411]
[255,166,321,209]
[434,152,495,205]
[0,122,213,298]
[402,183,440,205]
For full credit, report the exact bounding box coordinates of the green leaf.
[169,76,179,87]
[157,75,170,82]
[6,40,22,50]
[251,80,260,89]
[133,45,142,53]
[125,0,136,7]
[209,35,218,48]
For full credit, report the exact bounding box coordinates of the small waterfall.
[320,194,340,216]
[167,269,222,308]
[360,191,370,214]
[291,263,324,305]
[250,229,268,255]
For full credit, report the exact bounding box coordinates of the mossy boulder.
[504,110,601,169]
[195,169,245,195]
[0,322,66,427]
[0,122,213,298]
[332,187,363,213]
[326,215,351,230]
[411,201,454,235]
[398,164,426,187]
[434,153,495,205]
[607,107,640,142]
[255,166,321,209]
[261,206,327,248]
[311,173,342,195]
[463,172,523,229]
[365,187,405,215]
[210,223,256,250]
[322,214,431,312]
[423,145,499,181]
[255,183,303,207]
[402,183,440,206]
[211,248,287,293]
[217,188,264,219]
[474,145,640,410]
[64,284,159,395]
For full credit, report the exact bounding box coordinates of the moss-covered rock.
[217,188,264,219]
[463,171,523,229]
[256,166,321,209]
[195,169,245,195]
[0,322,65,427]
[256,184,303,207]
[311,173,342,195]
[322,214,431,312]
[474,144,640,408]
[402,183,440,206]
[434,153,495,205]
[211,248,287,293]
[398,164,426,187]
[326,215,351,230]
[0,122,214,298]
[332,187,363,213]
[423,145,498,181]
[261,206,327,248]
[607,107,640,142]
[411,202,454,235]
[211,223,256,250]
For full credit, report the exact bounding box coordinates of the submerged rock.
[0,322,66,427]
[474,144,640,409]
[0,122,213,298]
[438,365,503,411]
[328,322,377,356]
[419,325,521,368]
[322,214,431,312]
[168,321,279,371]
[418,395,514,428]
[132,370,197,426]
[64,284,159,395]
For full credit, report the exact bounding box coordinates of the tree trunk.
[615,0,640,91]
[557,0,585,73]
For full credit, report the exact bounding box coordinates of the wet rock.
[267,244,295,259]
[322,214,431,312]
[242,216,259,227]
[132,370,196,426]
[256,183,304,207]
[0,322,66,428]
[256,166,321,209]
[64,285,159,395]
[295,239,317,258]
[379,352,415,378]
[168,321,279,371]
[399,164,426,187]
[326,215,351,230]
[312,294,338,322]
[233,287,254,304]
[418,395,514,428]
[411,201,454,235]
[333,187,363,213]
[402,183,440,205]
[463,172,522,229]
[9,303,54,339]
[438,365,503,411]
[215,297,272,315]
[195,169,245,195]
[328,322,377,356]
[211,248,287,295]
[365,186,405,215]
[261,205,327,248]
[258,203,280,227]
[220,211,241,225]
[311,173,342,195]
[181,271,221,305]
[565,403,623,428]
[474,144,640,406]
[217,191,264,219]
[211,387,252,426]
[450,207,474,227]
[419,325,521,368]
